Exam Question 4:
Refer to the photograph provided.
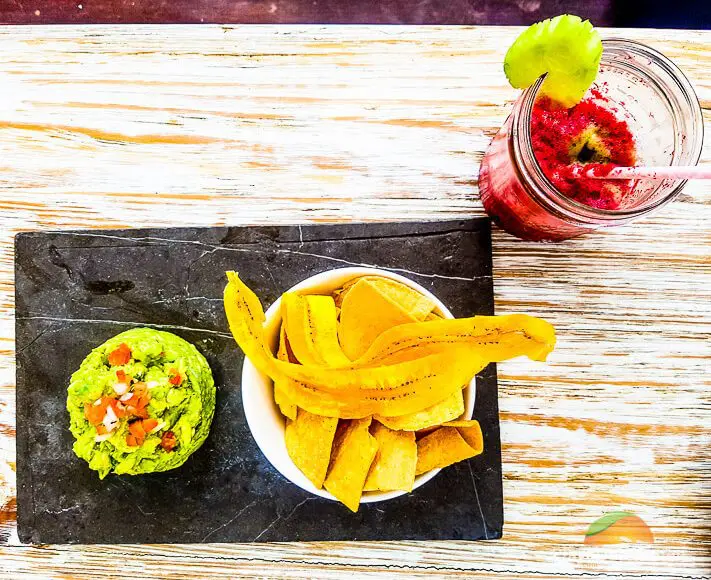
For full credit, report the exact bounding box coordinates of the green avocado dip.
[67,328,216,478]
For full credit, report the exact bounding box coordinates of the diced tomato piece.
[116,369,128,383]
[126,434,140,447]
[107,398,126,419]
[132,382,148,396]
[108,343,131,366]
[126,385,149,406]
[95,424,108,436]
[124,405,135,415]
[125,396,142,410]
[168,368,183,386]
[160,431,177,452]
[134,407,149,419]
[135,395,150,409]
[124,391,150,417]
[84,398,109,425]
[128,420,146,438]
[84,403,99,424]
[121,384,151,414]
[122,394,137,408]
[143,418,159,433]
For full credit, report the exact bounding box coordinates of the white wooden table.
[0,25,709,579]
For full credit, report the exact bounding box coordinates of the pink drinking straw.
[577,165,711,181]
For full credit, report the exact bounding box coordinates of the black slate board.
[15,219,502,544]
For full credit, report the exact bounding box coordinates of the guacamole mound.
[67,328,216,478]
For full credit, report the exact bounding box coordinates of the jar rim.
[512,38,704,224]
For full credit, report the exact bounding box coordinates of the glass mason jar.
[479,39,704,241]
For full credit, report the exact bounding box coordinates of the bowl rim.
[241,266,476,505]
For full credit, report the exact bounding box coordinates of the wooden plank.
[0,25,709,578]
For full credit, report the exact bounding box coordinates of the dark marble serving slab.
[15,219,502,544]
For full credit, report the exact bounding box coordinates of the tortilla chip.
[284,408,338,488]
[281,293,350,367]
[415,420,483,475]
[338,278,420,360]
[274,326,297,420]
[363,422,416,492]
[442,419,484,451]
[442,419,480,428]
[323,417,378,511]
[360,276,436,320]
[374,388,465,431]
[335,276,436,320]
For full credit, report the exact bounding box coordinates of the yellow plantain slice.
[281,292,351,367]
[338,276,436,321]
[225,271,486,416]
[273,357,478,418]
[274,326,297,420]
[333,286,347,309]
[415,420,484,475]
[338,278,420,360]
[355,315,556,367]
[374,388,465,431]
[224,272,552,418]
[323,417,379,512]
[284,408,338,489]
[363,422,417,492]
[272,349,480,397]
[442,419,484,451]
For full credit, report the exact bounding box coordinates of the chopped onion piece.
[113,382,129,395]
[149,421,166,434]
[119,392,133,402]
[103,405,118,431]
[94,433,112,442]
[93,398,102,406]
[146,381,160,389]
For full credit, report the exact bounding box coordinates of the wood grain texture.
[0,24,709,579]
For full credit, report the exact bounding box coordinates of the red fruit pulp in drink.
[531,95,636,210]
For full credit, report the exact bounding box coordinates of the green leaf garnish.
[585,511,634,537]
[504,14,603,107]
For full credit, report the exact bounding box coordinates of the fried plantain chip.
[442,419,484,451]
[323,417,378,511]
[281,293,351,367]
[356,315,556,366]
[338,278,420,360]
[285,408,338,488]
[272,351,481,419]
[223,272,559,509]
[415,420,483,475]
[226,271,486,417]
[225,272,553,419]
[363,422,417,492]
[274,326,297,420]
[375,388,465,431]
[337,276,436,321]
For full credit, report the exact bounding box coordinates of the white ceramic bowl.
[242,267,476,505]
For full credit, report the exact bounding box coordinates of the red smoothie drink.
[479,39,703,242]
